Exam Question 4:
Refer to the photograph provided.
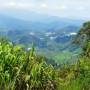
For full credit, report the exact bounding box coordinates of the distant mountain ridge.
[0,13,84,31]
[0,13,82,62]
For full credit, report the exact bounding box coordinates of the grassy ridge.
[0,38,90,90]
[0,38,57,90]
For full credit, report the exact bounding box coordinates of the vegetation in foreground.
[0,22,90,90]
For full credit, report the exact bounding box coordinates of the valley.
[0,0,90,89]
[0,22,81,64]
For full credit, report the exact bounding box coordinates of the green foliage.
[57,56,90,90]
[73,21,90,44]
[0,39,57,90]
[0,21,90,90]
[0,38,90,90]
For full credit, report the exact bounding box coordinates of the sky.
[0,0,90,20]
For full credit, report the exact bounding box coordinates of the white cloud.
[8,2,16,6]
[0,0,90,19]
[41,3,48,8]
[78,6,85,11]
[55,5,67,10]
[0,1,34,9]
[60,5,67,9]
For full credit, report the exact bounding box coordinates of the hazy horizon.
[0,0,90,20]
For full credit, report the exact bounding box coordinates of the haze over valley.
[0,12,84,63]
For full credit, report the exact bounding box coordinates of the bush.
[0,39,58,90]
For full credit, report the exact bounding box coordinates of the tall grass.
[0,38,90,90]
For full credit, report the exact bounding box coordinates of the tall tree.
[74,21,90,44]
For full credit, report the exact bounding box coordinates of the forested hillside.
[0,24,80,64]
[0,22,90,90]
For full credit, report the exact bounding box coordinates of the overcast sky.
[0,0,90,20]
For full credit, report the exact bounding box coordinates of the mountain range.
[0,13,84,31]
[0,13,83,63]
